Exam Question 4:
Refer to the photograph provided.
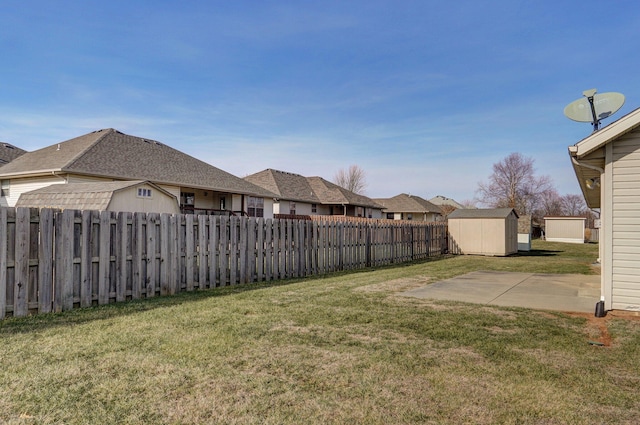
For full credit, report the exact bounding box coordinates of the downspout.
[570,154,607,317]
[51,171,68,183]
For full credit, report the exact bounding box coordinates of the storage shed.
[448,208,519,256]
[544,216,586,244]
[16,180,179,214]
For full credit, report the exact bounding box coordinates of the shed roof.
[448,208,518,219]
[373,193,442,214]
[15,180,175,211]
[0,129,275,198]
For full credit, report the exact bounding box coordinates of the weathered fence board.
[0,206,448,319]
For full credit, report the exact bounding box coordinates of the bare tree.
[477,153,555,218]
[333,165,367,194]
[561,194,588,216]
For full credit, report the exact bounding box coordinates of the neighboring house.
[429,195,465,210]
[0,142,26,167]
[15,181,180,214]
[244,168,384,218]
[447,208,519,256]
[0,128,276,216]
[569,107,640,312]
[373,193,443,221]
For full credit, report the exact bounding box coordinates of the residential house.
[0,128,276,216]
[244,168,384,218]
[15,180,180,214]
[569,107,640,312]
[373,193,442,221]
[429,195,465,210]
[0,142,26,166]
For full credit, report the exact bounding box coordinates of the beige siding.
[611,133,640,310]
[108,184,179,214]
[67,175,111,184]
[3,176,66,207]
[449,215,517,256]
[544,218,585,243]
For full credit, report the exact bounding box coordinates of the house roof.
[0,142,27,166]
[448,208,518,219]
[373,193,442,214]
[428,195,465,209]
[244,169,383,209]
[0,128,276,198]
[243,169,321,204]
[306,176,383,208]
[568,107,640,209]
[15,180,175,211]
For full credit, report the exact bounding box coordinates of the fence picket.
[0,208,6,318]
[0,206,449,319]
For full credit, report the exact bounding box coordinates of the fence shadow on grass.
[512,249,562,257]
[0,256,448,334]
[0,278,302,335]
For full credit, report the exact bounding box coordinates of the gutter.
[569,152,604,174]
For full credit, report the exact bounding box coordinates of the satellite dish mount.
[582,89,600,131]
[563,89,625,132]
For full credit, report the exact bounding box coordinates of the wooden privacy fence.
[0,207,448,319]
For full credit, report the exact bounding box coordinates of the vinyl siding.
[448,214,518,256]
[611,133,640,310]
[544,218,585,243]
[3,176,65,207]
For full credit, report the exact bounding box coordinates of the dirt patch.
[355,276,431,294]
[564,311,640,347]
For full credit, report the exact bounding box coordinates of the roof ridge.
[63,128,115,171]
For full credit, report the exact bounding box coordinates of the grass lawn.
[1,240,639,424]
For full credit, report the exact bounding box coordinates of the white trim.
[574,108,640,158]
[603,142,614,310]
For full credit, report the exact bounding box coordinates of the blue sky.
[1,1,638,203]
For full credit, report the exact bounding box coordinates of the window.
[247,196,264,217]
[137,188,152,198]
[407,213,413,220]
[181,192,195,205]
[311,203,317,213]
[290,202,296,215]
[1,180,9,198]
[386,213,394,220]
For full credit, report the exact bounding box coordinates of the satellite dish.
[564,89,625,131]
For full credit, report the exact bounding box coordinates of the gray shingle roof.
[0,142,27,166]
[244,169,383,209]
[0,129,275,197]
[448,208,518,219]
[429,195,465,209]
[244,169,321,203]
[373,193,442,214]
[306,177,383,208]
